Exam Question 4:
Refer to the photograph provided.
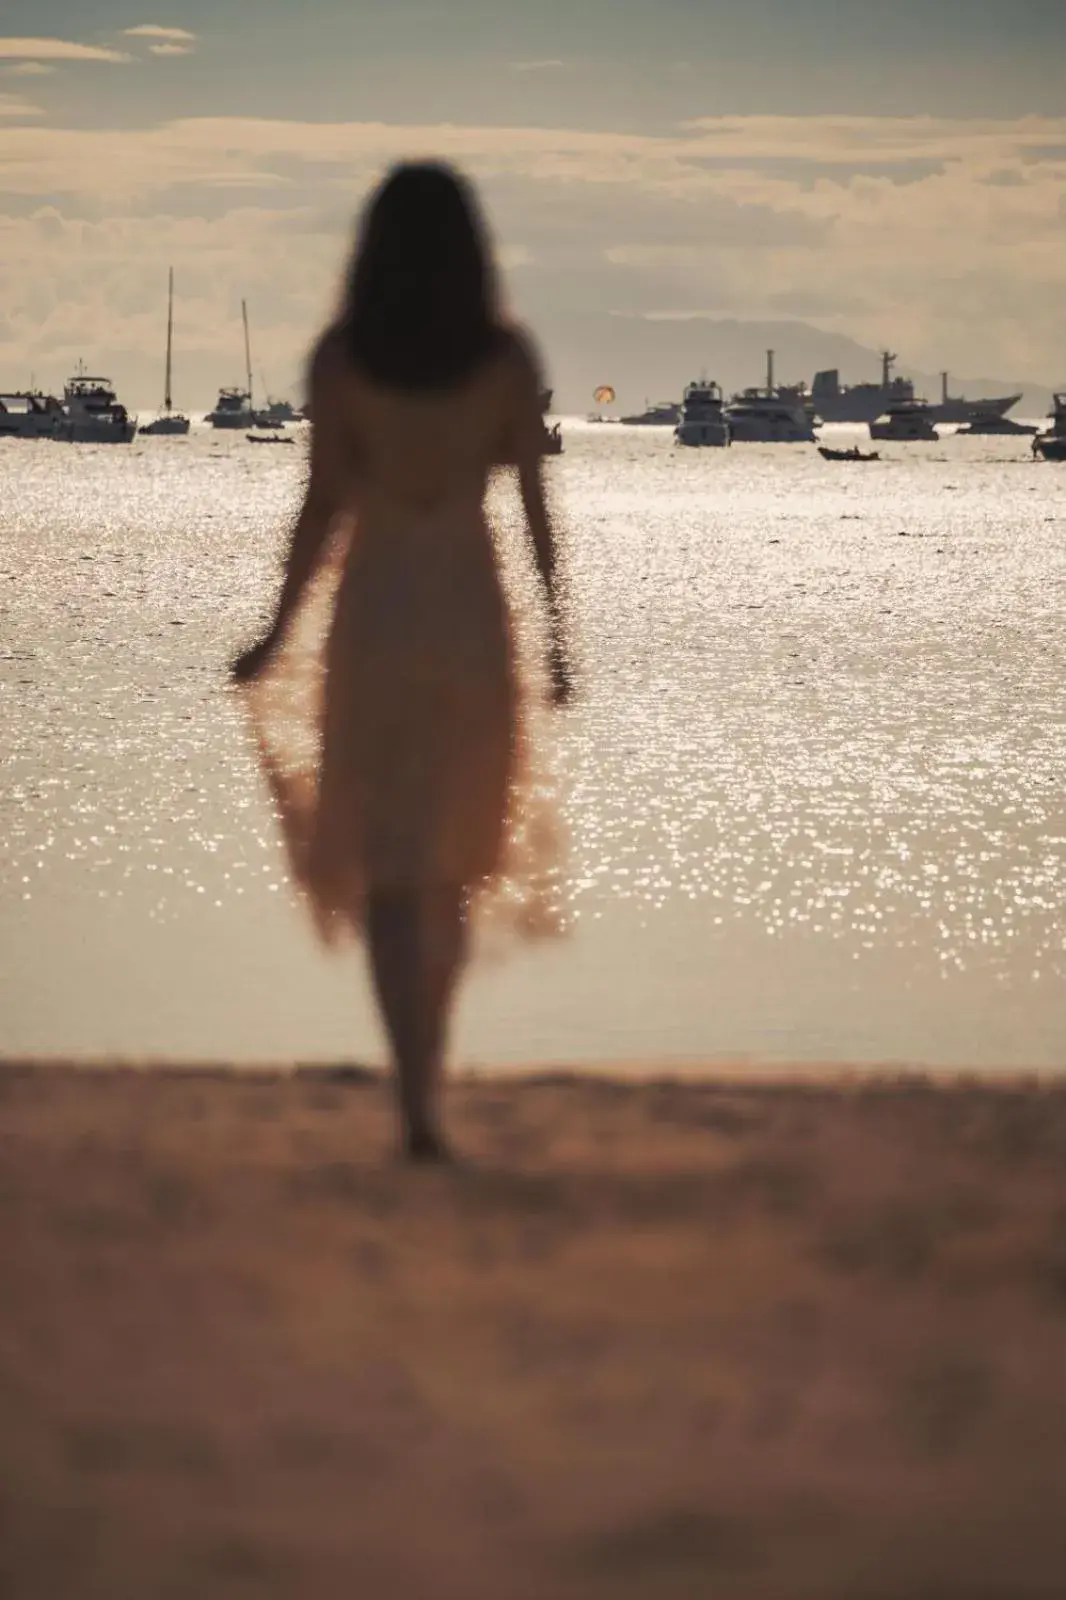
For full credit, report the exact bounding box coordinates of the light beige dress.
[243,327,560,946]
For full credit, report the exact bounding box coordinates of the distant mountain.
[37,308,1051,421]
[534,314,1054,420]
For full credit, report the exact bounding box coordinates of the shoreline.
[2,1061,1064,1597]
[3,1055,1061,1084]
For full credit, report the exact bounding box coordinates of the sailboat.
[207,299,256,429]
[140,268,190,436]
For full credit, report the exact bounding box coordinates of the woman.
[233,163,570,1162]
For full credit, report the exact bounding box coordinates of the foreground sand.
[1,1063,1065,1599]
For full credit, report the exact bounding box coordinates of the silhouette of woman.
[233,163,570,1161]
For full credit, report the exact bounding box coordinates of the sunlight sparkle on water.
[1,425,1064,1065]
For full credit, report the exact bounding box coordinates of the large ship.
[811,351,914,423]
[929,371,1022,425]
[811,351,1019,425]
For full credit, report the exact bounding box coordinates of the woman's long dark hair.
[341,162,503,391]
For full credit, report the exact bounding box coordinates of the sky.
[1,1,1064,408]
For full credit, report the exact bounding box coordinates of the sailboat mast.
[242,299,253,410]
[164,267,174,414]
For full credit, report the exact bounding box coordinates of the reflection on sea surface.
[1,424,1063,1067]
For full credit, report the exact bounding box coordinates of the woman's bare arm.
[233,335,348,680]
[518,455,559,611]
[511,344,571,702]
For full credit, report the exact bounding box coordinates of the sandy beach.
[1,1062,1065,1599]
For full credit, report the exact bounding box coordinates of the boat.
[542,421,563,455]
[811,352,915,423]
[140,269,190,436]
[246,431,295,446]
[208,387,255,428]
[0,390,64,439]
[930,371,1022,425]
[620,399,681,427]
[674,379,730,447]
[812,352,1021,426]
[207,299,256,428]
[253,397,302,427]
[539,387,563,455]
[725,351,817,443]
[869,400,939,441]
[774,381,818,422]
[56,367,136,442]
[818,445,880,462]
[957,415,1038,437]
[726,393,816,442]
[1032,393,1066,461]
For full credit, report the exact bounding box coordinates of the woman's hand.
[231,629,280,684]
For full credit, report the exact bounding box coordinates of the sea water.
[1,423,1063,1069]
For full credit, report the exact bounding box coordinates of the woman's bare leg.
[366,887,467,1160]
[367,891,432,1156]
[420,884,468,1078]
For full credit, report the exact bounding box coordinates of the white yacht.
[725,350,817,442]
[208,298,256,429]
[674,380,730,447]
[869,401,939,441]
[621,399,681,427]
[253,396,303,427]
[57,369,136,442]
[725,391,816,442]
[958,415,1037,437]
[0,390,64,439]
[206,387,254,429]
[141,268,190,436]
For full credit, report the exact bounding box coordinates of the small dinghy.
[246,431,295,445]
[818,445,880,462]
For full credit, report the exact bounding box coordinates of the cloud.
[0,38,131,64]
[123,25,198,42]
[0,92,43,117]
[3,111,1065,207]
[511,60,566,73]
[0,113,1063,391]
[5,61,56,77]
[982,168,1026,188]
[123,25,198,57]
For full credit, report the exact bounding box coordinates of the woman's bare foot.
[403,1126,452,1164]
